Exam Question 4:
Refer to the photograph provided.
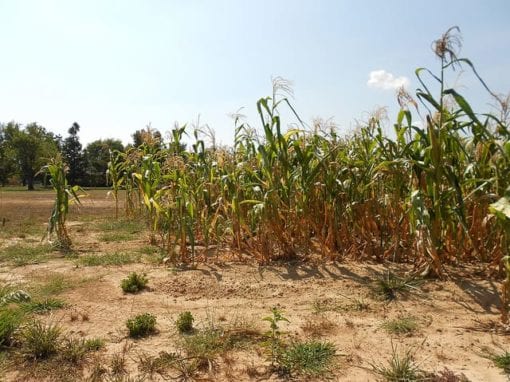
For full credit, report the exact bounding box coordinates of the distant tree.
[83,139,124,187]
[0,124,16,186]
[3,122,59,190]
[62,122,85,185]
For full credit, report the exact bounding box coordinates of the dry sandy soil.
[0,189,509,381]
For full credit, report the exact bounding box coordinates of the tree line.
[0,121,155,189]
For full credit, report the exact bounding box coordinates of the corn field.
[107,28,510,278]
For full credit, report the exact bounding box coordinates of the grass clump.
[60,337,88,364]
[301,315,337,338]
[312,296,369,314]
[31,273,74,296]
[0,308,23,347]
[371,344,424,381]
[21,321,62,360]
[374,272,421,301]
[97,219,144,234]
[281,340,336,377]
[99,231,134,243]
[79,252,141,267]
[181,328,224,367]
[84,337,105,351]
[22,298,66,314]
[120,272,148,294]
[382,316,419,335]
[0,244,53,266]
[176,311,194,334]
[138,351,179,379]
[59,337,104,365]
[126,313,157,338]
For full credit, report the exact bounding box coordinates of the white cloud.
[367,70,409,90]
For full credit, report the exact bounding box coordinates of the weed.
[263,307,289,368]
[176,311,194,334]
[109,352,127,375]
[382,316,419,335]
[181,328,224,364]
[137,351,178,379]
[21,321,62,360]
[136,245,162,255]
[0,289,31,306]
[99,232,134,243]
[60,337,88,364]
[120,272,148,294]
[0,308,23,347]
[426,368,471,381]
[0,244,53,266]
[371,343,424,381]
[126,313,157,338]
[97,219,144,234]
[79,252,141,267]
[281,340,336,377]
[22,298,66,314]
[491,351,510,374]
[86,358,108,381]
[32,274,72,296]
[312,296,369,314]
[301,315,337,338]
[374,272,421,301]
[84,338,105,351]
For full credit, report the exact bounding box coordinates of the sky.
[0,0,509,147]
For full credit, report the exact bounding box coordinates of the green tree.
[62,122,85,185]
[3,122,59,190]
[83,139,124,187]
[0,124,16,186]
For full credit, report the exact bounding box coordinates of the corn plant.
[113,28,508,295]
[490,188,510,322]
[40,154,84,250]
[106,149,125,219]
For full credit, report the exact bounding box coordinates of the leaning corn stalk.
[40,154,84,251]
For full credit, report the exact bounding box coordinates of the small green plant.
[382,316,419,335]
[491,351,510,374]
[263,307,289,368]
[21,321,62,360]
[126,313,157,338]
[0,308,23,347]
[120,272,148,294]
[281,340,336,377]
[176,311,194,334]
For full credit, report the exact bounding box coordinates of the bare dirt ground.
[1,188,509,381]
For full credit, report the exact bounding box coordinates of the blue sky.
[1,0,509,146]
